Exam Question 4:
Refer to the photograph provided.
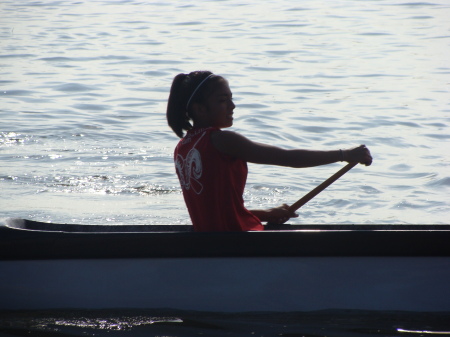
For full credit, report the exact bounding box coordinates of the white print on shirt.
[175,132,205,194]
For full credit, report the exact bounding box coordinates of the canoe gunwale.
[5,217,450,233]
[1,218,450,260]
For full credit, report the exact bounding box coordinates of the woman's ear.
[191,102,207,121]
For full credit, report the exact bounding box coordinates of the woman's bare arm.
[211,130,372,167]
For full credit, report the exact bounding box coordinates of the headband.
[186,74,215,111]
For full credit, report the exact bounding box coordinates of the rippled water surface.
[1,1,449,225]
[1,309,450,337]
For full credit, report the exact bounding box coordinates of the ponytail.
[166,70,221,138]
[166,73,191,138]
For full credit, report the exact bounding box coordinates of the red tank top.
[174,127,263,232]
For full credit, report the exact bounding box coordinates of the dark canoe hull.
[1,218,450,312]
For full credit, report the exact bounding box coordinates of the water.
[1,0,449,225]
[1,0,450,335]
[1,309,450,337]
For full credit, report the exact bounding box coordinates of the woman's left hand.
[343,145,373,166]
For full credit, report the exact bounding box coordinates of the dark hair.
[166,70,224,138]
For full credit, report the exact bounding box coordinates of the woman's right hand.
[343,145,373,166]
[250,204,298,224]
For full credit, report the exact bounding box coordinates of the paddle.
[288,162,358,213]
[266,162,358,227]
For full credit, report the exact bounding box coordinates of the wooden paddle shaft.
[288,162,358,213]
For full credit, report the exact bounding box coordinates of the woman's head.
[166,71,230,138]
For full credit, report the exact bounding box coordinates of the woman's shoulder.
[210,129,248,145]
[210,129,256,158]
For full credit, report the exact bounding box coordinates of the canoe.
[1,218,450,313]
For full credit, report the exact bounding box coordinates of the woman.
[167,71,372,232]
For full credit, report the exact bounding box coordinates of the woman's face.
[199,80,235,129]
